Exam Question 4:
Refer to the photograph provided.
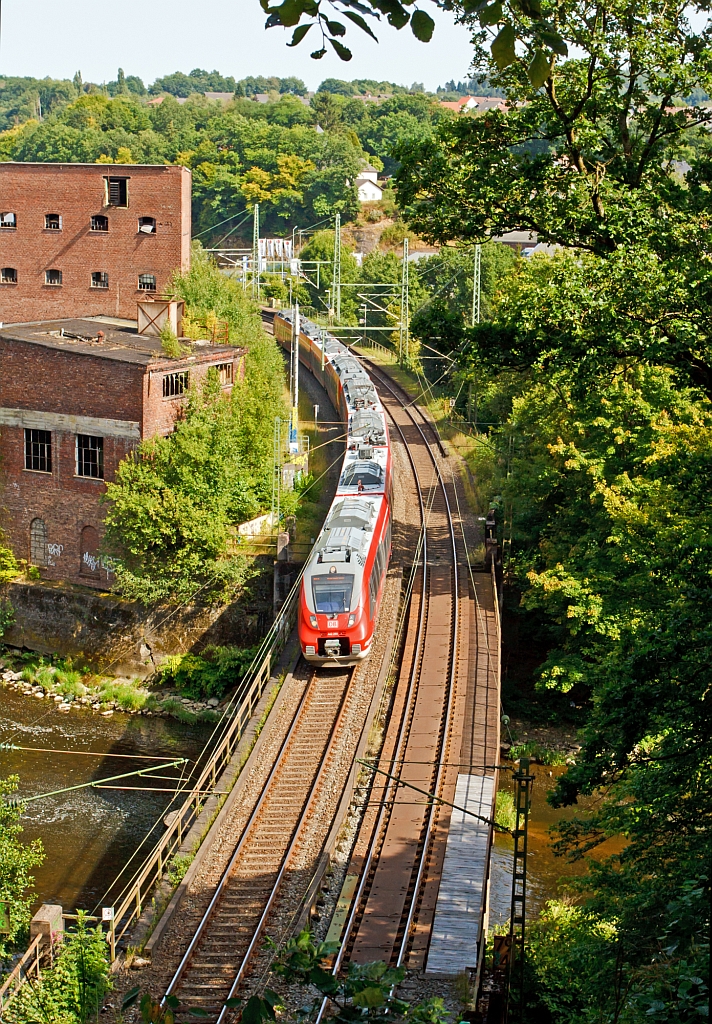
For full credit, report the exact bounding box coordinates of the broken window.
[138,273,157,291]
[105,176,128,207]
[216,362,233,385]
[162,371,189,398]
[138,217,156,234]
[30,518,47,566]
[76,435,104,479]
[91,271,109,289]
[90,215,109,232]
[1,267,17,284]
[25,429,52,473]
[45,214,62,230]
[45,269,62,286]
[0,212,16,228]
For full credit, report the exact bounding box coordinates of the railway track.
[330,362,463,972]
[163,666,353,1023]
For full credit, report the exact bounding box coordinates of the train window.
[312,573,354,614]
[340,461,383,489]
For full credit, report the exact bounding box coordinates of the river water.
[488,762,623,930]
[0,689,213,915]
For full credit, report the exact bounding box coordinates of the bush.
[5,912,111,1024]
[0,776,44,959]
[157,644,259,700]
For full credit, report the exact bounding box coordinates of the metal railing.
[101,585,302,958]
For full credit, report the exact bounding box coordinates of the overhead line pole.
[399,236,409,365]
[333,212,341,322]
[252,203,260,301]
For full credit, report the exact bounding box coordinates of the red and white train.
[274,310,392,666]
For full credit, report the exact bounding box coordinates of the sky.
[0,0,476,92]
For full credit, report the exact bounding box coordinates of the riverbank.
[0,647,226,723]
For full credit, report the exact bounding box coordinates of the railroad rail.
[162,665,354,1023]
[329,362,463,972]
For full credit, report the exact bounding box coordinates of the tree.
[0,776,44,959]
[103,249,288,603]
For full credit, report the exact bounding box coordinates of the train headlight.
[309,615,318,628]
[348,614,356,626]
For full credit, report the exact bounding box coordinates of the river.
[488,762,623,930]
[0,689,213,915]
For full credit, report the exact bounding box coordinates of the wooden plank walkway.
[425,773,495,975]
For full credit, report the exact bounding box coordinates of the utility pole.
[399,237,410,365]
[471,243,481,326]
[505,757,534,1023]
[272,416,282,530]
[333,212,341,323]
[252,203,260,302]
[290,303,300,454]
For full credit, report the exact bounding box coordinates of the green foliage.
[523,883,709,1023]
[157,644,259,700]
[268,929,451,1024]
[6,913,110,1024]
[103,252,287,604]
[159,320,186,359]
[0,777,44,959]
[494,790,516,832]
[0,536,21,585]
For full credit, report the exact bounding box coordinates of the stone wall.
[0,565,273,677]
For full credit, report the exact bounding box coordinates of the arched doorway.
[80,525,100,576]
[30,518,47,566]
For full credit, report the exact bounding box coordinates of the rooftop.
[0,316,237,367]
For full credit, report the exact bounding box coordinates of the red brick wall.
[0,163,191,323]
[0,339,242,587]
[0,337,146,420]
[0,424,133,588]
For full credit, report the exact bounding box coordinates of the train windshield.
[340,461,383,488]
[312,574,355,614]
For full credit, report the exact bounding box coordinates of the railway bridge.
[4,323,502,1024]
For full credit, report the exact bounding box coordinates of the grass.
[96,679,155,711]
[495,790,517,832]
[508,740,568,766]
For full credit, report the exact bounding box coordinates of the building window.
[138,274,157,291]
[0,212,16,229]
[80,525,100,575]
[162,371,188,398]
[25,429,52,473]
[91,271,109,289]
[45,269,62,286]
[45,214,62,230]
[138,216,156,234]
[76,435,104,479]
[216,362,233,385]
[1,267,17,284]
[105,176,128,207]
[90,215,109,232]
[30,518,47,566]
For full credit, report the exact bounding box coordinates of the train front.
[298,496,382,665]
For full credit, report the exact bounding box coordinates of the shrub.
[5,912,111,1024]
[158,644,259,700]
[0,776,44,959]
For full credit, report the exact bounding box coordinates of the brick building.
[0,317,244,588]
[0,163,191,323]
